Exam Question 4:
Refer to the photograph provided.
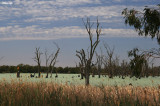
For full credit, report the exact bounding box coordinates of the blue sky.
[0,0,159,67]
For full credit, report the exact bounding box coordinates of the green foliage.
[128,48,147,77]
[122,4,160,44]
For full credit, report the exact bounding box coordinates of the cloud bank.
[0,0,158,40]
[0,25,139,40]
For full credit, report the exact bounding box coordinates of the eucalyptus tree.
[128,48,148,78]
[76,18,102,85]
[122,4,160,44]
[122,4,160,60]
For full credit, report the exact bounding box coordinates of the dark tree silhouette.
[128,48,148,78]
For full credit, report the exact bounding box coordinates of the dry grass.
[0,80,159,106]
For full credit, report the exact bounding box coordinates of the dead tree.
[95,50,103,78]
[33,47,43,78]
[112,55,120,76]
[45,49,52,78]
[45,43,60,78]
[76,18,101,86]
[103,43,115,78]
[76,53,85,79]
[121,60,128,78]
[50,43,60,78]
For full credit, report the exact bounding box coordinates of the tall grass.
[0,80,159,106]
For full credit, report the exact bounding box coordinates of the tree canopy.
[122,4,160,44]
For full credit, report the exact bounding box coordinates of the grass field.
[0,81,159,106]
[0,73,160,87]
[0,73,160,105]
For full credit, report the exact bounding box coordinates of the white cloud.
[102,28,138,37]
[0,0,152,41]
[0,1,13,5]
[0,0,144,22]
[0,25,139,41]
[23,5,126,22]
[14,0,101,6]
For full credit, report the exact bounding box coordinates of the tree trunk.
[85,73,90,86]
[50,70,53,78]
[46,68,50,78]
[80,68,84,79]
[55,69,58,78]
[98,71,100,78]
[46,72,49,78]
[17,71,20,78]
[92,69,95,77]
[98,68,101,78]
[81,73,84,79]
[38,65,41,78]
[55,73,58,78]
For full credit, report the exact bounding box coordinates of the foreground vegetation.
[0,81,160,106]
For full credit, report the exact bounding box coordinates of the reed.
[0,80,159,106]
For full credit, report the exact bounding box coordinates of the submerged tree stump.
[17,71,20,78]
[17,66,20,78]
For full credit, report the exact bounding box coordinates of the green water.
[0,73,159,87]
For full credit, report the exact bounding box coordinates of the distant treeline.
[0,64,80,74]
[0,64,160,77]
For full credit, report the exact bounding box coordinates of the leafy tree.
[128,48,148,78]
[122,4,160,44]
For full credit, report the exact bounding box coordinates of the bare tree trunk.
[33,47,42,78]
[85,73,90,86]
[50,66,53,78]
[80,67,84,79]
[81,73,84,79]
[92,68,95,77]
[50,69,53,78]
[76,18,101,86]
[17,71,20,78]
[46,68,50,78]
[55,68,58,78]
[98,69,101,78]
[38,65,41,78]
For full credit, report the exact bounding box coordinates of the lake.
[0,73,160,87]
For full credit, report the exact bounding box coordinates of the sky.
[0,0,159,67]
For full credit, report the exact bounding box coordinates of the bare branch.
[76,17,102,85]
